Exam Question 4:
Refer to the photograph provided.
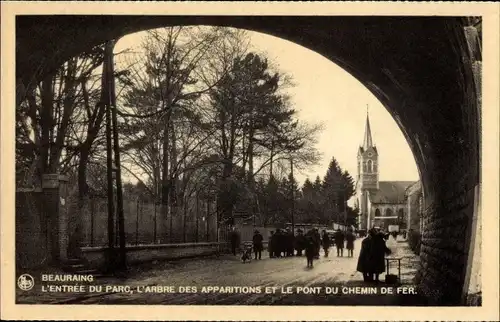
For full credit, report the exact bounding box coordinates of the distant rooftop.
[369,181,416,204]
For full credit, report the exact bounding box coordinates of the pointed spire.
[363,105,373,150]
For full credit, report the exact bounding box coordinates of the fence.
[81,197,219,247]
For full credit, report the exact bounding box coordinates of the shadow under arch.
[16,15,481,306]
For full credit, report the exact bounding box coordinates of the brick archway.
[16,16,481,305]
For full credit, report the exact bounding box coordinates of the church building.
[354,111,416,231]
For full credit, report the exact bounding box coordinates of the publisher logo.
[17,274,34,291]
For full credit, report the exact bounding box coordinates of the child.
[241,244,253,263]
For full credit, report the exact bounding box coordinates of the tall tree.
[16,44,107,190]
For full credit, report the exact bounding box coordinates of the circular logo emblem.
[17,274,35,291]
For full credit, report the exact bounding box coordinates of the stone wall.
[413,19,482,306]
[417,187,475,304]
[16,189,48,269]
[82,242,226,267]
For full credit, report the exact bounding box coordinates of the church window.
[367,160,373,172]
[375,208,381,217]
[385,208,393,217]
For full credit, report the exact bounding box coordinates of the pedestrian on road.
[313,228,321,259]
[321,230,331,257]
[356,228,391,283]
[268,231,275,258]
[345,228,356,257]
[253,230,264,260]
[275,229,283,258]
[230,226,241,256]
[305,231,316,268]
[357,228,374,282]
[334,229,345,257]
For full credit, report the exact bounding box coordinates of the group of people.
[230,225,396,284]
[229,227,358,264]
[268,228,296,258]
[301,228,357,267]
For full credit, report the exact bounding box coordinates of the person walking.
[305,230,316,268]
[274,229,283,258]
[345,228,356,257]
[356,228,391,283]
[253,230,264,260]
[370,230,392,282]
[321,230,331,257]
[268,231,275,258]
[334,229,345,257]
[313,228,321,259]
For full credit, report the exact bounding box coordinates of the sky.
[114,27,419,191]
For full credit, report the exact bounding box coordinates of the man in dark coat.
[371,231,392,281]
[345,228,356,257]
[334,229,345,257]
[230,227,240,256]
[313,229,321,259]
[274,229,283,258]
[304,230,316,268]
[357,228,391,282]
[321,230,331,257]
[253,230,264,260]
[268,231,275,258]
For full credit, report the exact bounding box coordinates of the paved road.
[17,239,423,305]
[80,239,421,305]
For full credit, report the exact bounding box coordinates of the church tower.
[356,107,379,229]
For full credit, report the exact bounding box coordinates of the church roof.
[369,181,416,204]
[405,181,422,196]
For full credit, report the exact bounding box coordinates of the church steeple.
[363,105,373,150]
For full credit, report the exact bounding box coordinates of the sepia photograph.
[2,2,499,321]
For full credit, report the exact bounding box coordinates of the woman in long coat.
[357,228,391,282]
[345,229,356,257]
[357,230,374,281]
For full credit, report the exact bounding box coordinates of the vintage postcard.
[1,1,499,321]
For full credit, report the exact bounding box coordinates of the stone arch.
[375,208,381,217]
[385,208,393,217]
[15,16,481,305]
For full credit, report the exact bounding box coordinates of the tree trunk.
[161,121,170,205]
[269,140,274,179]
[169,119,178,222]
[247,128,255,183]
[39,75,54,176]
